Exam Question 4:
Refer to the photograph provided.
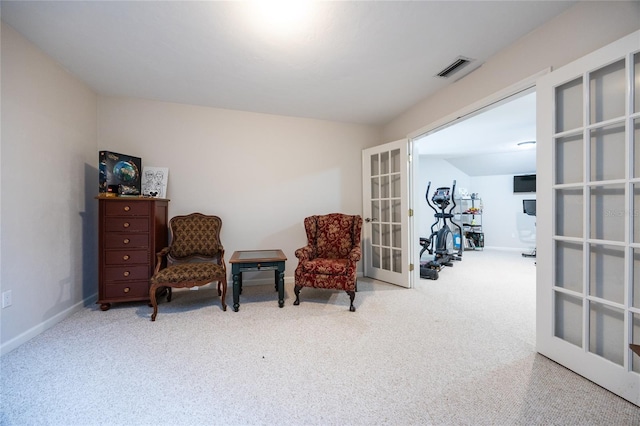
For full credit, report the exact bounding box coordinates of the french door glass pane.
[372,246,380,268]
[633,249,640,308]
[381,176,390,198]
[392,249,402,273]
[390,149,401,173]
[556,188,583,238]
[382,247,391,270]
[589,59,625,124]
[590,184,625,241]
[372,223,380,245]
[392,224,401,248]
[391,199,401,223]
[634,118,640,178]
[590,123,625,181]
[371,154,379,176]
[371,200,380,221]
[391,173,401,198]
[555,133,583,184]
[589,244,624,304]
[633,184,640,242]
[381,224,390,247]
[381,200,390,222]
[589,301,624,366]
[380,152,389,174]
[371,177,379,199]
[635,53,640,114]
[634,314,640,373]
[556,241,583,293]
[556,77,583,133]
[555,291,583,347]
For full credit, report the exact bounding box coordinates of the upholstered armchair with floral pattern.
[294,213,363,311]
[149,213,227,321]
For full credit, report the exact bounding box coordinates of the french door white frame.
[407,70,549,287]
[536,30,640,406]
[362,140,412,288]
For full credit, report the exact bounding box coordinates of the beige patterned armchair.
[149,213,227,321]
[294,213,363,311]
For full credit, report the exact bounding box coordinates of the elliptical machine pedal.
[420,265,439,280]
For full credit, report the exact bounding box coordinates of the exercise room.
[415,90,537,281]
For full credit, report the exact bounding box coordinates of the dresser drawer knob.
[123,287,130,293]
[123,222,130,228]
[123,255,130,261]
[123,271,130,277]
[123,238,130,244]
[123,206,130,212]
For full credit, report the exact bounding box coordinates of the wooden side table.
[229,249,287,312]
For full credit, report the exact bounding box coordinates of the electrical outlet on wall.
[2,290,12,308]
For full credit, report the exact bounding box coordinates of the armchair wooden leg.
[220,278,228,311]
[293,285,302,305]
[150,283,159,321]
[347,291,356,312]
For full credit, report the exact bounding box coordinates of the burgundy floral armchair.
[294,213,363,312]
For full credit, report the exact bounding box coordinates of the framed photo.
[142,166,169,198]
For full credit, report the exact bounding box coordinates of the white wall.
[97,96,381,280]
[471,175,536,251]
[418,157,535,251]
[1,23,98,353]
[384,1,640,141]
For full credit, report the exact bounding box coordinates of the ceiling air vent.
[435,56,474,78]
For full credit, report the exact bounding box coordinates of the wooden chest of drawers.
[97,197,169,311]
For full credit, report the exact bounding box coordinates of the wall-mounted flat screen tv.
[514,174,536,193]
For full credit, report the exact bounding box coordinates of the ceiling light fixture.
[517,140,536,148]
[247,0,314,37]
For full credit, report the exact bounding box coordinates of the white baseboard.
[482,246,535,252]
[2,271,367,355]
[1,293,97,356]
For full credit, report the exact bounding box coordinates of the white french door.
[362,140,412,288]
[537,30,640,405]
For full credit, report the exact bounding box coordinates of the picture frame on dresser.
[142,166,169,198]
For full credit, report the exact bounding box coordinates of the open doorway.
[413,89,537,276]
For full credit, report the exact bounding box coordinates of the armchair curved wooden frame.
[149,213,227,321]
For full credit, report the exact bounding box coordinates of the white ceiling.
[416,90,537,176]
[0,0,575,127]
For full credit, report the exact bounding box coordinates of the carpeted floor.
[1,249,639,425]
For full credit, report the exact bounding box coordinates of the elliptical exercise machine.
[419,180,463,280]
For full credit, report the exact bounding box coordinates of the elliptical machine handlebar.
[450,180,457,214]
[425,181,438,214]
